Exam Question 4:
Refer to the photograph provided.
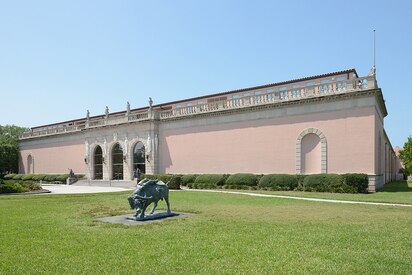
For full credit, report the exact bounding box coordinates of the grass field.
[0,183,411,274]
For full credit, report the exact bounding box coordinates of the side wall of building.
[370,99,399,191]
[19,133,85,175]
[158,96,376,176]
[19,91,397,192]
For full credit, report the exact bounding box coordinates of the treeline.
[0,125,29,177]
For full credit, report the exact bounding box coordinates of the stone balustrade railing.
[160,75,376,119]
[19,110,151,139]
[19,124,86,138]
[19,75,376,139]
[128,112,149,121]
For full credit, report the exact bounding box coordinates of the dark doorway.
[94,146,103,180]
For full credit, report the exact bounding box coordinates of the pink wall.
[19,139,85,175]
[159,106,376,175]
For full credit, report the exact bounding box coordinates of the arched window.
[94,146,103,180]
[112,143,123,180]
[133,142,145,174]
[27,155,33,174]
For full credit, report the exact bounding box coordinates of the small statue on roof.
[126,101,131,115]
[149,97,153,109]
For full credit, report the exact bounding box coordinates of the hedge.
[32,174,47,181]
[43,175,59,182]
[0,181,25,193]
[188,182,217,189]
[3,173,75,183]
[258,174,298,190]
[194,174,228,186]
[12,174,23,180]
[20,181,42,191]
[181,174,198,186]
[225,173,259,186]
[0,180,42,193]
[56,174,70,182]
[4,174,16,180]
[295,174,307,188]
[141,174,181,189]
[223,184,257,190]
[342,173,369,193]
[21,174,34,181]
[302,174,355,193]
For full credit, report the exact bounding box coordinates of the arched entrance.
[27,155,33,174]
[133,142,146,174]
[94,146,103,180]
[112,143,123,180]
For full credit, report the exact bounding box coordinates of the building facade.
[18,69,400,191]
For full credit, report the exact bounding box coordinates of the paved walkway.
[41,184,132,194]
[185,189,412,208]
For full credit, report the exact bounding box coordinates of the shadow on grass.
[378,181,412,192]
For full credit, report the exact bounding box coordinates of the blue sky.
[0,0,411,147]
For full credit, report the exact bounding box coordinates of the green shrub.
[295,174,307,188]
[43,175,59,182]
[192,182,217,189]
[4,174,16,180]
[181,174,198,186]
[20,181,42,191]
[32,174,47,181]
[223,184,251,190]
[12,174,23,180]
[343,173,369,193]
[258,174,298,190]
[3,180,18,184]
[0,181,25,193]
[75,174,85,179]
[302,174,344,192]
[194,174,229,186]
[21,174,34,181]
[56,174,70,182]
[225,173,259,186]
[141,174,181,189]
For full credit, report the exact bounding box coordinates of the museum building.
[18,69,400,191]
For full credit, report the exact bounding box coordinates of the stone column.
[103,157,110,180]
[103,139,110,180]
[144,117,159,175]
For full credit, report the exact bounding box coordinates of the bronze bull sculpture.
[128,178,171,220]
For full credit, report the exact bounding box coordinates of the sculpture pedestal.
[127,211,176,221]
[97,212,192,226]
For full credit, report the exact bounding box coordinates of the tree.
[399,136,412,177]
[0,125,29,177]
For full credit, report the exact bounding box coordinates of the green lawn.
[225,180,412,205]
[0,188,411,274]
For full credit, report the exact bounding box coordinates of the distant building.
[18,69,400,191]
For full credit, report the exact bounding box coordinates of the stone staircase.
[74,180,136,188]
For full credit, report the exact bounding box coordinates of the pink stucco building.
[18,69,400,191]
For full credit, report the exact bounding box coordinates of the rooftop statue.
[127,178,171,220]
